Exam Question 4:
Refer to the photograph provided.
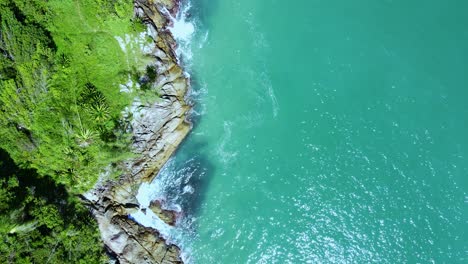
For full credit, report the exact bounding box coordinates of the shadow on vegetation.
[0,148,105,262]
[1,149,66,202]
[0,148,88,225]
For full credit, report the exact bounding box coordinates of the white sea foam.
[132,1,205,262]
[216,121,239,164]
[135,160,184,212]
[183,185,195,194]
[261,71,279,118]
[169,5,195,43]
[133,157,198,261]
[243,12,279,118]
[199,31,209,48]
[130,210,174,239]
[132,182,175,241]
[131,161,183,244]
[135,182,154,208]
[187,80,208,116]
[164,1,196,63]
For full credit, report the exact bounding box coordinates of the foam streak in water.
[132,0,197,256]
[164,1,195,64]
[131,178,177,243]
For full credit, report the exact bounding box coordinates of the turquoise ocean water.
[150,0,468,262]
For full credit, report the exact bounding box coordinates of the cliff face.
[81,1,191,263]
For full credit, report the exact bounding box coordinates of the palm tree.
[90,103,110,123]
[76,128,96,147]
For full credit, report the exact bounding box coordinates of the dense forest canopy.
[0,0,148,193]
[0,0,151,262]
[0,149,106,263]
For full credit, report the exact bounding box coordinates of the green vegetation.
[0,0,155,262]
[0,0,147,193]
[0,149,106,263]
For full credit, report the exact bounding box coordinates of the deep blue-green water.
[150,0,468,262]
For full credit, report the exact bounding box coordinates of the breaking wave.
[131,1,204,262]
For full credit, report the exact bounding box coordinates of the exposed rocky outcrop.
[81,1,190,263]
[149,200,177,225]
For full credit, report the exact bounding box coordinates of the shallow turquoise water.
[157,0,468,262]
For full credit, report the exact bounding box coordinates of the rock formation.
[81,1,191,263]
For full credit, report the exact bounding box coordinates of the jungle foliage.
[0,0,146,193]
[0,148,107,263]
[0,0,153,262]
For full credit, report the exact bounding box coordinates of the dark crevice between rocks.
[105,245,121,264]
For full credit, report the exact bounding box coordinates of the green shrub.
[0,0,148,193]
[0,149,107,263]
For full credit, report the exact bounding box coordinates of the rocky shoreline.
[81,1,191,263]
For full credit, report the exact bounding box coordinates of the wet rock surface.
[81,1,190,263]
[149,200,177,225]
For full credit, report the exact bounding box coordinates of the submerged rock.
[149,200,177,226]
[81,0,190,263]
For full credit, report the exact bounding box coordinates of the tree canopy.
[0,0,147,193]
[0,148,107,263]
[0,1,154,262]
